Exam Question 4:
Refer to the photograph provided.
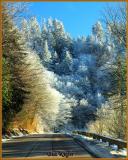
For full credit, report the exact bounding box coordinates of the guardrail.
[2,128,29,139]
[73,131,127,149]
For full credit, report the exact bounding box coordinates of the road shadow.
[2,134,91,158]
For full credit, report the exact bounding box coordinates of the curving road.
[2,133,94,158]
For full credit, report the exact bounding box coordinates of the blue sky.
[27,2,121,38]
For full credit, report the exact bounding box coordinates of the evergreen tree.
[92,21,104,43]
[52,19,72,62]
[41,23,48,42]
[21,19,30,45]
[28,17,41,53]
[52,51,58,63]
[2,4,28,131]
[85,35,95,53]
[42,40,52,64]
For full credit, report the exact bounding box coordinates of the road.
[2,133,94,158]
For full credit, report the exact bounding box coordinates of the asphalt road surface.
[2,133,94,158]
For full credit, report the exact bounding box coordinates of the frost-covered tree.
[64,50,72,66]
[28,17,41,52]
[85,35,95,53]
[21,17,42,54]
[13,51,62,132]
[52,19,73,62]
[2,4,29,131]
[56,50,72,74]
[21,19,30,45]
[41,22,48,41]
[87,96,126,139]
[73,36,86,57]
[55,98,72,131]
[103,3,126,52]
[85,22,112,67]
[92,21,104,43]
[47,18,56,52]
[42,40,52,65]
[101,4,126,139]
[52,51,58,62]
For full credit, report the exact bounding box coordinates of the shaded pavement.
[2,133,93,158]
